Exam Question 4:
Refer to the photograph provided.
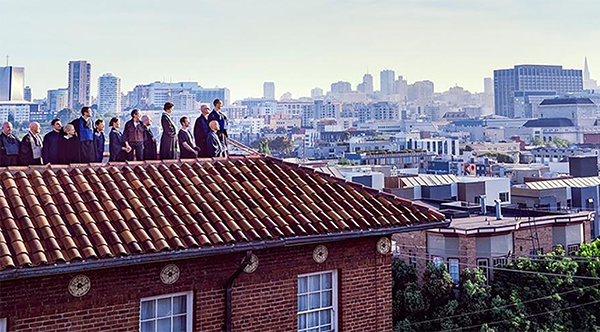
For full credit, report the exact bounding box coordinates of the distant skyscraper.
[494,64,583,118]
[380,69,395,95]
[0,66,25,101]
[68,60,91,110]
[357,74,374,94]
[583,57,599,90]
[311,87,324,99]
[263,82,275,100]
[408,80,434,101]
[483,77,493,95]
[98,73,122,113]
[24,86,31,101]
[330,81,352,94]
[47,88,68,114]
[394,76,408,99]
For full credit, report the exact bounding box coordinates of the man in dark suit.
[206,120,225,158]
[194,105,211,157]
[208,99,228,155]
[0,122,20,166]
[142,115,157,160]
[18,122,43,166]
[160,102,177,159]
[69,106,96,163]
[42,119,63,164]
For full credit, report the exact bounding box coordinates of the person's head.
[51,118,62,132]
[131,109,141,121]
[64,123,76,136]
[180,116,190,128]
[29,122,40,134]
[109,117,120,129]
[141,115,151,127]
[213,99,222,110]
[95,119,105,132]
[164,102,174,114]
[2,122,13,135]
[81,106,92,118]
[209,120,220,132]
[201,104,210,116]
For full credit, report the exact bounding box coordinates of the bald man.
[0,122,20,166]
[19,122,44,165]
[206,120,225,158]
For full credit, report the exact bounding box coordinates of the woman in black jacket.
[108,117,130,162]
[159,102,177,159]
[58,124,80,164]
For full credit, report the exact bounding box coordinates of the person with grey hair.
[0,122,20,166]
[19,122,43,165]
[142,115,157,160]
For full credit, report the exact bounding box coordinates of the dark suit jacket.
[42,130,62,164]
[109,128,126,162]
[93,131,106,162]
[206,131,224,157]
[159,113,177,159]
[58,135,79,164]
[194,115,210,156]
[18,133,43,166]
[178,129,197,159]
[143,126,157,160]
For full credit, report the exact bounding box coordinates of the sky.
[1,0,599,101]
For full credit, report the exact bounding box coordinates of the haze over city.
[1,0,599,100]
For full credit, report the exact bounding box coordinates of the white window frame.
[493,257,507,267]
[448,258,460,283]
[567,244,580,256]
[297,270,338,332]
[139,291,193,332]
[477,258,490,280]
[0,317,6,332]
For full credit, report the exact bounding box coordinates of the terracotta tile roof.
[0,155,445,272]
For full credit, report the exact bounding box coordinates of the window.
[140,292,193,332]
[409,251,417,267]
[567,244,580,256]
[499,192,509,202]
[477,258,489,279]
[493,257,507,267]
[298,271,338,332]
[448,259,460,283]
[0,318,6,332]
[529,248,544,258]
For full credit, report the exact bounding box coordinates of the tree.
[552,137,570,148]
[57,108,76,124]
[275,127,287,134]
[269,136,293,155]
[258,140,271,156]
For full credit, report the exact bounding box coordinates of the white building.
[538,97,599,128]
[98,73,122,113]
[263,82,275,100]
[68,60,91,110]
[172,91,198,111]
[311,88,324,99]
[0,101,38,123]
[0,66,25,101]
[47,88,68,113]
[406,137,460,157]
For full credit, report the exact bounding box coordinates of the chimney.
[480,195,487,215]
[495,199,502,220]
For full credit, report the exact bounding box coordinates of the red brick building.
[0,155,446,332]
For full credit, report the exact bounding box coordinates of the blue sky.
[1,0,599,100]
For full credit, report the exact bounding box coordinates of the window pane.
[307,311,319,328]
[320,310,331,324]
[173,315,186,332]
[173,295,187,315]
[309,293,320,310]
[157,318,171,331]
[320,325,332,332]
[308,275,320,292]
[322,291,332,307]
[298,277,308,293]
[298,294,308,311]
[298,313,307,329]
[140,321,155,332]
[322,273,332,289]
[308,328,319,332]
[157,298,172,318]
[141,300,156,320]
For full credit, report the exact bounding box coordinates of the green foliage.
[392,241,600,331]
[552,137,570,148]
[479,152,514,163]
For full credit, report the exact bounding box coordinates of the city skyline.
[1,0,599,101]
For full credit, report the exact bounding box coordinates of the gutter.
[223,251,252,332]
[0,221,449,281]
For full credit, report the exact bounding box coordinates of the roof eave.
[0,221,449,281]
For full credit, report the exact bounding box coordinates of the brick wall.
[0,237,392,332]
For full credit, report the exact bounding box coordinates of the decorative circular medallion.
[160,264,180,285]
[68,275,91,297]
[313,245,328,264]
[377,237,392,255]
[243,254,259,274]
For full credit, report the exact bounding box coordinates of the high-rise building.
[47,88,69,114]
[68,60,92,110]
[311,87,324,99]
[330,81,352,94]
[584,57,599,90]
[494,64,583,118]
[263,82,275,100]
[98,73,122,113]
[380,69,395,95]
[357,74,374,94]
[484,77,493,95]
[394,76,408,99]
[0,66,25,101]
[408,80,434,101]
[24,86,31,101]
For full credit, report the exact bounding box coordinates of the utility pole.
[5,55,9,66]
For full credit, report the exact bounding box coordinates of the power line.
[405,283,600,327]
[395,253,600,281]
[437,298,600,332]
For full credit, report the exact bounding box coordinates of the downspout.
[223,250,252,332]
